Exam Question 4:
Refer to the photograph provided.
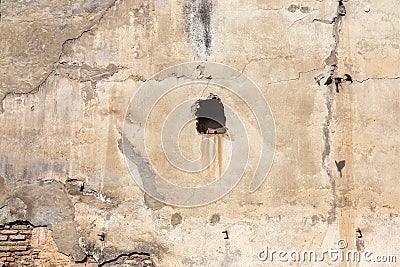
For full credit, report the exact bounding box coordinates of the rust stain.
[335,5,357,265]
[201,135,209,172]
[200,134,223,179]
[212,135,216,176]
[336,84,356,267]
[217,135,223,177]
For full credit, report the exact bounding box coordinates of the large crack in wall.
[0,0,118,112]
[315,0,348,224]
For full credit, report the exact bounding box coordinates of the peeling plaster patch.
[95,191,114,204]
[0,181,86,261]
[65,178,85,195]
[210,214,220,224]
[118,137,165,203]
[310,215,319,226]
[99,252,154,267]
[287,4,299,13]
[184,0,214,58]
[0,156,67,189]
[0,92,6,113]
[57,62,124,84]
[0,0,119,111]
[0,198,27,223]
[65,177,116,208]
[288,4,311,13]
[144,193,165,211]
[80,240,164,265]
[324,50,338,66]
[300,6,311,13]
[171,213,183,226]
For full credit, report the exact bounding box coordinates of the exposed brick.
[0,231,17,235]
[8,235,25,241]
[5,257,14,262]
[0,247,10,252]
[10,225,31,230]
[15,246,28,251]
[14,251,31,256]
[0,242,16,247]
[0,236,7,241]
[17,231,32,235]
[0,253,10,257]
[0,241,30,247]
[10,246,27,251]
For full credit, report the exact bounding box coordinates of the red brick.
[5,257,14,262]
[0,236,7,241]
[8,235,25,241]
[0,230,17,235]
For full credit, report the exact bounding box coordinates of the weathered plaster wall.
[0,0,399,266]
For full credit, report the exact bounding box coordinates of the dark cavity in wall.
[192,94,227,134]
[184,0,213,58]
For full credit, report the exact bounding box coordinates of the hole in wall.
[192,93,227,134]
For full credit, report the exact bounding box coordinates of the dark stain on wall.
[171,213,182,226]
[184,0,214,58]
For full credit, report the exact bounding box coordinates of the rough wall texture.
[0,222,34,266]
[0,0,399,266]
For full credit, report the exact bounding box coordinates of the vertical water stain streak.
[184,0,214,58]
[201,135,210,171]
[212,136,217,175]
[200,135,224,180]
[217,135,223,177]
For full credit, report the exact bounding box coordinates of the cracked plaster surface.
[0,0,399,266]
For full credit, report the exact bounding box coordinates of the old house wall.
[0,0,399,266]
